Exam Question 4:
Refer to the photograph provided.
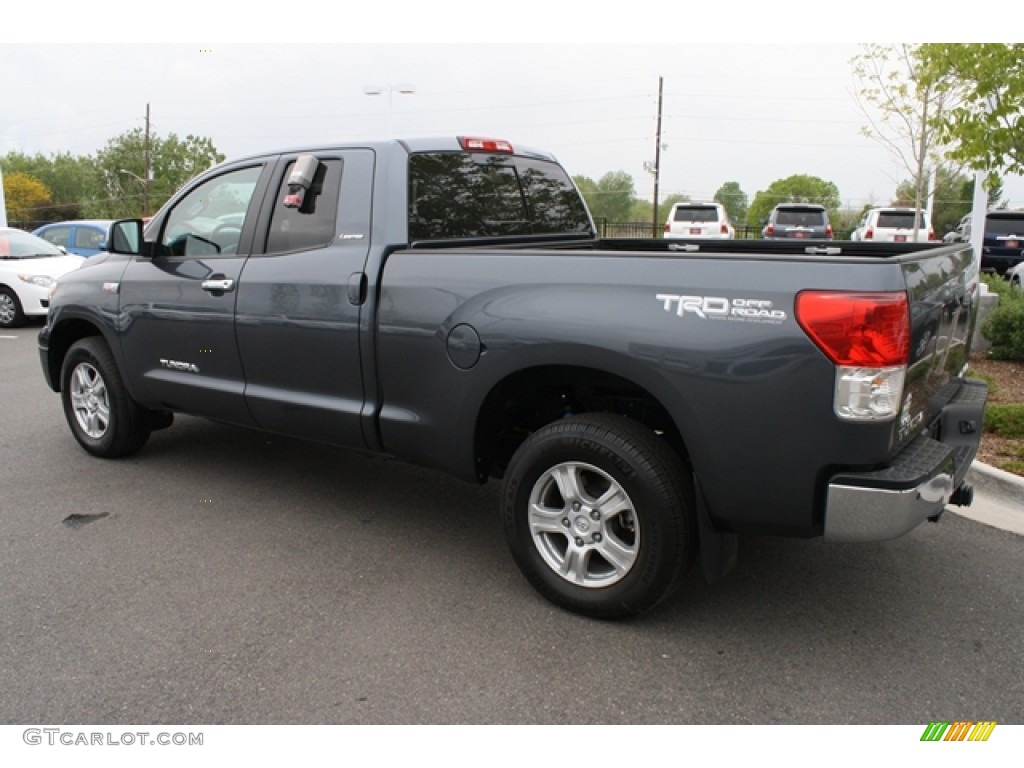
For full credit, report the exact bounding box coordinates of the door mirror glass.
[109,220,143,254]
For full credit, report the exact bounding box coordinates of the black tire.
[60,337,152,458]
[502,413,697,619]
[0,286,26,328]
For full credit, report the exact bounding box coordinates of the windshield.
[0,229,65,259]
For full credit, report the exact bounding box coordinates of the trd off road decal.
[656,293,787,324]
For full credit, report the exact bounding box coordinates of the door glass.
[75,227,107,250]
[161,166,262,257]
[266,159,342,254]
[40,227,70,247]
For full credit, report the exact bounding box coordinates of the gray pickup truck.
[38,136,988,618]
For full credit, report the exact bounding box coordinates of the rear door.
[118,162,273,424]
[234,149,375,449]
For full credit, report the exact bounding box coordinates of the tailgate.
[898,242,976,448]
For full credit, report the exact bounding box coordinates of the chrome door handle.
[201,279,235,293]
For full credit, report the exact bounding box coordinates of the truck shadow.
[116,416,1018,646]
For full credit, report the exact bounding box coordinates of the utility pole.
[143,103,152,217]
[652,77,664,237]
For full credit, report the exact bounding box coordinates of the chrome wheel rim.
[0,293,15,325]
[527,461,639,588]
[69,362,110,439]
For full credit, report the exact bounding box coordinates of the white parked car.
[663,202,734,239]
[851,207,935,243]
[0,228,84,328]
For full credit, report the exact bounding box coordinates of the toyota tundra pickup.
[38,136,988,619]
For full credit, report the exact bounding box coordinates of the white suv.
[663,202,734,239]
[851,207,935,243]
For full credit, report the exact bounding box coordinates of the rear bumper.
[824,378,988,543]
[980,252,1023,276]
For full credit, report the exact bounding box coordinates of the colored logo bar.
[921,721,997,741]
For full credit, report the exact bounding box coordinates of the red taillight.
[720,223,728,234]
[664,224,670,232]
[795,291,909,366]
[459,136,514,153]
[766,225,775,236]
[826,224,833,238]
[928,229,936,240]
[864,229,874,239]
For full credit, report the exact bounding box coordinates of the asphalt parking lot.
[1,322,1022,725]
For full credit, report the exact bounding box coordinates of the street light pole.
[119,169,151,218]
[362,84,416,137]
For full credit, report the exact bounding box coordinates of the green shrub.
[984,404,1024,438]
[980,280,1024,360]
[982,273,1014,298]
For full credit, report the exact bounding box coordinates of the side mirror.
[108,219,144,255]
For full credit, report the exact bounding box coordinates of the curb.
[967,461,1024,508]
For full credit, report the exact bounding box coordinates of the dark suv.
[980,210,1024,276]
[762,203,832,240]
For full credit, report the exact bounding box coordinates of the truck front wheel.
[501,413,696,619]
[61,337,152,458]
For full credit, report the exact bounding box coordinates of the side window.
[40,227,70,247]
[75,227,107,250]
[266,158,342,254]
[161,165,262,257]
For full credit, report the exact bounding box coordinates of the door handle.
[201,278,235,293]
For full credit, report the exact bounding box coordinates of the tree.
[573,175,598,212]
[851,44,961,233]
[714,181,747,227]
[630,193,689,230]
[588,171,636,223]
[93,128,225,218]
[894,169,1008,236]
[746,175,841,227]
[1,151,96,221]
[918,44,1024,176]
[2,171,53,222]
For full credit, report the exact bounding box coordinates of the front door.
[118,163,272,425]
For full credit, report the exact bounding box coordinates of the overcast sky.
[3,6,1019,214]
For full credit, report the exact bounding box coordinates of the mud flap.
[695,477,738,583]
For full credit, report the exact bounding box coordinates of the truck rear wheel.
[61,337,152,458]
[501,413,696,619]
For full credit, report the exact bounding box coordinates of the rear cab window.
[408,152,591,241]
